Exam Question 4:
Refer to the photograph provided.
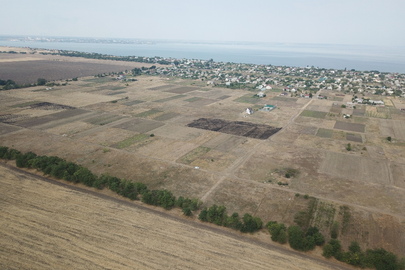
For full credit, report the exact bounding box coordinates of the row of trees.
[42,50,170,65]
[0,78,47,90]
[323,239,405,270]
[0,146,200,216]
[198,204,263,233]
[1,146,404,270]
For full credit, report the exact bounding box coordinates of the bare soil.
[187,118,282,139]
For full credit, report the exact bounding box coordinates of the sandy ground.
[0,163,351,270]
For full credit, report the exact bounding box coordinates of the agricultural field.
[0,48,154,84]
[0,164,350,270]
[1,51,405,264]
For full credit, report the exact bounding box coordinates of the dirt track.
[0,162,352,270]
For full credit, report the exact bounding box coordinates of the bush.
[240,213,262,233]
[267,221,287,244]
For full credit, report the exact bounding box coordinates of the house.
[256,92,266,98]
[246,108,253,115]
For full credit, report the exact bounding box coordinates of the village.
[128,56,405,101]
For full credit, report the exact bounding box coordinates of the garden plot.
[365,106,390,119]
[79,127,137,146]
[107,90,127,96]
[13,109,91,128]
[319,152,391,185]
[123,99,145,106]
[300,110,327,119]
[45,121,96,136]
[188,118,281,140]
[83,113,125,126]
[113,118,164,133]
[316,128,334,138]
[271,96,298,102]
[379,119,405,140]
[288,124,318,135]
[133,138,198,161]
[0,123,22,135]
[306,100,333,112]
[217,95,231,100]
[135,109,163,118]
[111,134,151,149]
[202,133,247,152]
[346,133,363,143]
[176,145,237,171]
[148,84,177,91]
[149,124,203,141]
[183,98,217,107]
[153,112,180,121]
[165,86,199,94]
[154,94,187,103]
[334,121,365,133]
[329,105,342,114]
[390,163,405,189]
[234,94,261,104]
[352,107,366,116]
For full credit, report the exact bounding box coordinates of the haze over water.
[1,38,405,73]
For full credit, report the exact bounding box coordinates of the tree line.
[0,146,404,270]
[0,78,48,90]
[0,146,200,216]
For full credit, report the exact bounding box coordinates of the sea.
[1,38,405,73]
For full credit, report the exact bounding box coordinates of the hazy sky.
[2,0,405,46]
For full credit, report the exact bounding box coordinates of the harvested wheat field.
[0,164,350,270]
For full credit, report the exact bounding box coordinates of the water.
[1,39,404,73]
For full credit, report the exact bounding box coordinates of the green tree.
[37,78,47,85]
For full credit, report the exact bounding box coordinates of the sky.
[2,0,405,46]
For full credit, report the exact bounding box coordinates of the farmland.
[0,164,350,270]
[1,49,405,266]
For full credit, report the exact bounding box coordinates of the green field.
[178,146,211,165]
[135,109,162,118]
[112,134,150,149]
[316,128,333,138]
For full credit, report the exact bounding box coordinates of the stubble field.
[0,164,349,270]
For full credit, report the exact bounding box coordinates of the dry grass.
[0,165,344,270]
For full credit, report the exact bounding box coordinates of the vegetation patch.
[178,146,211,165]
[334,121,365,133]
[316,128,334,138]
[112,134,150,149]
[154,94,186,103]
[107,90,126,95]
[184,97,202,102]
[135,109,162,118]
[84,114,124,125]
[233,94,260,104]
[123,100,144,106]
[346,133,363,143]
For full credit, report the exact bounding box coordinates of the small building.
[256,92,266,98]
[246,108,254,115]
[261,104,276,112]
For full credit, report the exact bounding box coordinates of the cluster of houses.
[125,54,404,98]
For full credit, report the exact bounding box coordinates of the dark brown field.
[187,118,282,139]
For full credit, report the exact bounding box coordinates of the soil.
[187,118,282,139]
